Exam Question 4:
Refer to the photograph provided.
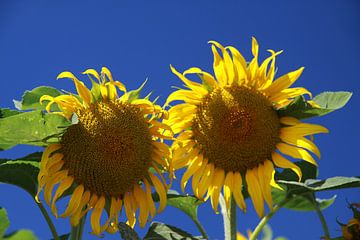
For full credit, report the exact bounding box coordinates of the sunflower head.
[167,38,328,217]
[36,67,172,235]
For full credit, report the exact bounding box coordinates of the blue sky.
[0,0,359,239]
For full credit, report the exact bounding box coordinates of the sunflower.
[166,38,328,217]
[36,67,172,235]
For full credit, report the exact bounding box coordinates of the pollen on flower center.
[192,86,281,172]
[60,100,153,197]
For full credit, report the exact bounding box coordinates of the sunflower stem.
[249,198,289,240]
[220,194,237,240]
[193,217,209,240]
[70,214,87,240]
[230,196,237,240]
[36,202,59,240]
[309,193,330,238]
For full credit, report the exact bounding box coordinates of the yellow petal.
[57,71,92,107]
[40,95,55,113]
[210,44,228,86]
[232,172,246,211]
[70,190,91,226]
[43,170,68,205]
[197,163,214,200]
[106,82,118,100]
[183,67,218,89]
[209,168,225,213]
[270,87,311,103]
[100,84,108,99]
[90,196,106,235]
[165,89,203,106]
[60,185,84,218]
[173,147,199,170]
[144,179,156,218]
[251,37,259,58]
[246,168,264,217]
[272,152,302,181]
[133,185,149,228]
[181,154,203,192]
[237,231,248,240]
[123,193,136,228]
[281,123,329,137]
[259,160,274,210]
[248,37,259,85]
[223,171,234,209]
[192,158,208,198]
[112,81,127,93]
[40,144,62,173]
[266,49,278,82]
[101,67,114,82]
[170,65,208,95]
[258,50,283,88]
[209,41,235,85]
[51,176,74,217]
[280,116,301,126]
[149,120,174,135]
[152,141,170,155]
[82,69,100,82]
[149,173,167,213]
[277,143,317,166]
[264,67,304,97]
[226,46,247,85]
[280,133,321,158]
[150,129,174,140]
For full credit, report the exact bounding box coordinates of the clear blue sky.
[0,1,359,239]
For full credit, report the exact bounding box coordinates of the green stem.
[70,214,87,240]
[36,202,59,240]
[193,217,209,240]
[230,197,237,240]
[249,198,289,240]
[309,194,330,239]
[219,194,237,240]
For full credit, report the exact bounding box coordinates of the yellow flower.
[166,38,328,217]
[36,67,172,235]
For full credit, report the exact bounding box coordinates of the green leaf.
[4,230,38,240]
[0,153,41,196]
[0,208,10,237]
[127,79,148,103]
[153,190,204,222]
[278,176,360,192]
[168,194,203,221]
[0,110,71,150]
[313,91,352,110]
[143,222,202,240]
[272,188,336,211]
[278,91,352,119]
[0,108,21,118]
[14,86,62,111]
[117,222,141,240]
[0,207,38,240]
[272,177,359,212]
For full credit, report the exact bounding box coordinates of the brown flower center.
[60,101,152,197]
[192,86,280,173]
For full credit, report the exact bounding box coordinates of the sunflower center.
[192,86,280,173]
[60,101,153,197]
